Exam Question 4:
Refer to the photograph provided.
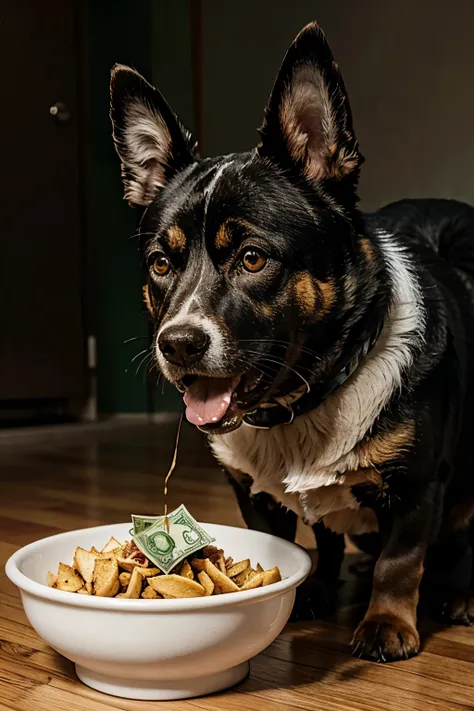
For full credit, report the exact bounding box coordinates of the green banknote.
[131,513,163,536]
[132,504,215,574]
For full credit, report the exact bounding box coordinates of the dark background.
[1,0,473,426]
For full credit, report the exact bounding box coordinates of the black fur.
[111,23,474,662]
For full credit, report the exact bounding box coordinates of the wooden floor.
[1,417,473,711]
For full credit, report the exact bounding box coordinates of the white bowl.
[6,522,311,701]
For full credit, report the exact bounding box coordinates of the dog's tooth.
[212,416,218,422]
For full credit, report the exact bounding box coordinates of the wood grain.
[0,417,473,710]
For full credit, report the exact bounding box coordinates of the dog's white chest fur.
[211,413,367,532]
[210,233,424,535]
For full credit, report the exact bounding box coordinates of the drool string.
[163,412,184,533]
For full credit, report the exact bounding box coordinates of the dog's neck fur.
[210,230,426,527]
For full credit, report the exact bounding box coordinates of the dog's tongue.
[183,376,240,426]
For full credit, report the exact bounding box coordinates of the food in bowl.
[48,537,282,599]
[6,522,311,700]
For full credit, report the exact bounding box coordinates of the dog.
[110,22,474,662]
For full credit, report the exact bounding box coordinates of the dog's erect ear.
[258,22,363,194]
[110,65,198,206]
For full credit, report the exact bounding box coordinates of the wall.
[152,1,195,132]
[87,0,152,414]
[87,1,195,416]
[150,0,197,413]
[201,0,474,210]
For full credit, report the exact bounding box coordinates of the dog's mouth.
[179,368,269,434]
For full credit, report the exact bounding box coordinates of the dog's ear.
[110,65,198,206]
[258,22,363,196]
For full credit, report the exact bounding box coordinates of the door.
[0,0,86,411]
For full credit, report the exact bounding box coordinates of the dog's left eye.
[151,254,171,277]
[241,249,267,273]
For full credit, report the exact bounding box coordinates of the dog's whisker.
[239,355,281,375]
[131,348,149,363]
[236,357,279,385]
[128,230,156,241]
[243,350,311,392]
[244,348,316,387]
[135,351,154,377]
[124,335,149,344]
[241,339,322,362]
[240,338,323,361]
[257,357,311,392]
[147,358,157,376]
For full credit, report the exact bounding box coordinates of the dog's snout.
[158,324,210,367]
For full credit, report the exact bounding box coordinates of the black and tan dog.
[110,22,474,661]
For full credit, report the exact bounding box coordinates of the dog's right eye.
[151,254,170,277]
[241,249,267,273]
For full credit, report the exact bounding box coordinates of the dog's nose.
[158,324,210,367]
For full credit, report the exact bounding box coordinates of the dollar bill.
[132,504,215,574]
[131,513,163,536]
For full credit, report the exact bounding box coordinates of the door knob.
[49,102,70,122]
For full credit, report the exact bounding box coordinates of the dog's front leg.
[290,522,345,622]
[351,483,437,662]
[224,468,298,542]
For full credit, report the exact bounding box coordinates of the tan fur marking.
[358,423,415,468]
[360,237,375,263]
[293,272,317,317]
[323,506,378,536]
[143,284,153,315]
[446,500,474,532]
[343,468,382,488]
[351,507,379,534]
[352,546,424,661]
[167,225,186,251]
[316,470,381,536]
[216,220,233,249]
[361,555,423,627]
[215,217,260,249]
[360,591,421,637]
[261,303,274,318]
[316,278,336,318]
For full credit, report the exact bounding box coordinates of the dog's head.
[110,22,382,434]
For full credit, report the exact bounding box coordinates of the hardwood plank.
[261,639,474,707]
[0,654,199,711]
[1,421,473,711]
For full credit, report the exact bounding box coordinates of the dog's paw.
[289,575,337,622]
[439,591,474,626]
[351,614,420,662]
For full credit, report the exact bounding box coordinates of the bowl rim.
[5,521,312,612]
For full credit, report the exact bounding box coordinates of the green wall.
[150,1,196,414]
[87,1,194,414]
[87,0,153,414]
[151,1,195,131]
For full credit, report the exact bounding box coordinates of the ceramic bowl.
[6,521,311,700]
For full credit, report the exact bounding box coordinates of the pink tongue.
[183,376,240,426]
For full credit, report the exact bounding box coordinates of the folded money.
[131,513,162,536]
[132,505,216,574]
